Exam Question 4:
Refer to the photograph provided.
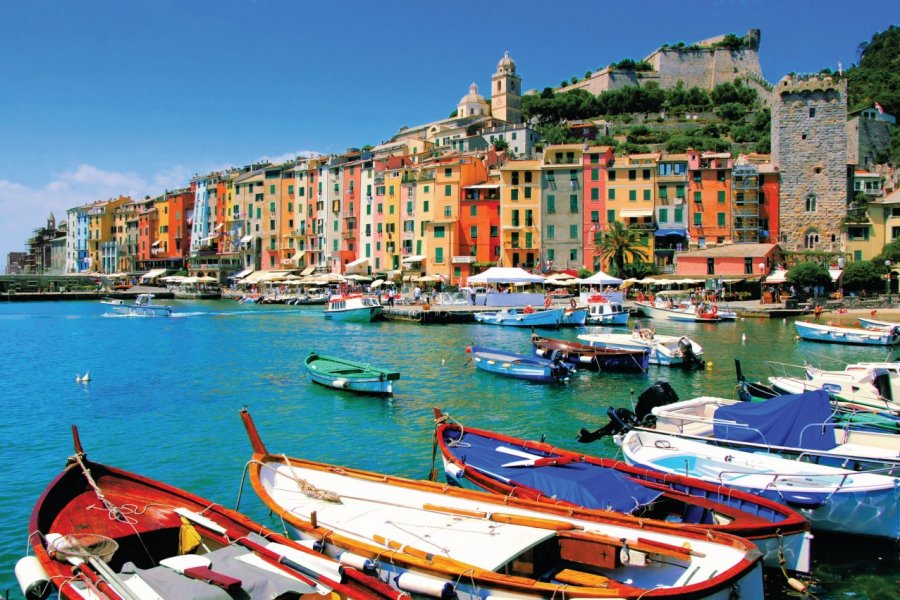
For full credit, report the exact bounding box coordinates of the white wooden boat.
[634,300,721,323]
[110,293,173,317]
[858,316,900,333]
[648,389,900,469]
[99,297,124,305]
[794,320,900,345]
[578,328,704,367]
[241,409,766,600]
[323,294,382,322]
[621,429,900,541]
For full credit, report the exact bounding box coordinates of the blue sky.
[1,0,896,268]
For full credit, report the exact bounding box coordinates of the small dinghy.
[469,344,573,382]
[304,352,399,396]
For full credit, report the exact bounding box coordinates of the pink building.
[675,243,779,277]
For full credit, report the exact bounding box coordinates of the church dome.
[459,82,486,105]
[498,51,516,72]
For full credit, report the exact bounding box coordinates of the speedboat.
[559,305,588,326]
[634,298,721,323]
[621,428,900,542]
[432,408,812,574]
[795,320,900,345]
[323,294,382,322]
[473,307,563,327]
[578,328,704,367]
[240,409,766,600]
[469,345,572,382]
[584,295,629,325]
[110,293,173,317]
[768,363,900,414]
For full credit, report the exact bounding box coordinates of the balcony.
[342,230,356,240]
[401,231,414,240]
[341,211,357,220]
[452,256,476,264]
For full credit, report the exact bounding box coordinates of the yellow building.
[605,152,659,255]
[500,159,541,269]
[847,190,900,262]
[87,196,130,272]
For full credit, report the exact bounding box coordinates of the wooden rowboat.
[531,334,650,372]
[432,408,812,574]
[305,352,400,396]
[240,408,766,600]
[469,345,573,382]
[18,425,406,600]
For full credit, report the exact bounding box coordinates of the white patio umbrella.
[370,279,385,289]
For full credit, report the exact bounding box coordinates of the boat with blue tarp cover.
[431,408,812,574]
[648,389,900,470]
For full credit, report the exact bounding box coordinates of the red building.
[687,150,733,248]
[583,145,614,270]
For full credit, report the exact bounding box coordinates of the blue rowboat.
[304,352,399,396]
[559,306,588,326]
[469,345,572,383]
[794,320,900,345]
[858,316,900,333]
[473,307,563,328]
[432,409,812,574]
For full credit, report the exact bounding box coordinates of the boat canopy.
[713,389,837,451]
[467,267,544,284]
[447,431,662,513]
[579,270,623,286]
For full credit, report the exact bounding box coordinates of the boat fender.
[332,379,350,389]
[445,463,466,480]
[15,556,51,600]
[780,492,826,509]
[578,355,592,364]
[338,551,377,573]
[395,572,455,599]
[535,348,547,357]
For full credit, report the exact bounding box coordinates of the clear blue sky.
[1,0,896,268]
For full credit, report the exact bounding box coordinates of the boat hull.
[559,307,588,326]
[304,353,398,396]
[578,332,704,367]
[471,345,569,382]
[473,308,563,327]
[585,301,630,325]
[635,302,720,322]
[111,305,172,317]
[623,430,900,542]
[324,306,382,322]
[795,320,900,345]
[531,335,649,372]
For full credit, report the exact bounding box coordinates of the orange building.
[582,146,614,270]
[687,150,733,249]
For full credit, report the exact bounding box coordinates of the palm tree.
[596,221,650,277]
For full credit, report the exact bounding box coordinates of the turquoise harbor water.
[2,299,898,599]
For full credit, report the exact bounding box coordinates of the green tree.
[846,25,900,116]
[596,221,650,277]
[493,138,509,152]
[786,262,831,288]
[841,261,883,293]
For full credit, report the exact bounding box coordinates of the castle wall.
[772,77,848,252]
[647,47,763,90]
[847,117,893,170]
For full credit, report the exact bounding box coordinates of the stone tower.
[771,75,848,252]
[491,51,522,124]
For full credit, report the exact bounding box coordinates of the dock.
[381,304,497,324]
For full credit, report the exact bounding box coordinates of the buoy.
[706,361,714,370]
[783,318,787,324]
[787,577,808,593]
[441,358,446,366]
[741,333,747,343]
[15,556,50,600]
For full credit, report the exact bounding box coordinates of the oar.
[501,456,576,468]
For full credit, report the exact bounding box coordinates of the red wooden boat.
[18,425,408,600]
[531,334,650,371]
[432,408,813,576]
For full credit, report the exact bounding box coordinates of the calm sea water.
[1,300,897,599]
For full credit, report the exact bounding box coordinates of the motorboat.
[323,294,382,322]
[531,334,649,371]
[858,316,900,333]
[794,320,900,345]
[110,294,173,317]
[584,295,630,325]
[645,388,900,470]
[99,297,124,306]
[473,307,563,328]
[432,408,812,574]
[620,428,900,542]
[239,409,766,600]
[634,297,721,323]
[767,362,900,415]
[577,328,704,368]
[469,345,572,383]
[18,425,406,600]
[304,352,399,396]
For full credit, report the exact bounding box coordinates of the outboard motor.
[678,337,704,370]
[577,381,676,443]
[549,351,570,381]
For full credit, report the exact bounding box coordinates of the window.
[694,212,702,226]
[608,170,616,181]
[804,231,819,249]
[809,107,816,118]
[512,210,520,227]
[469,205,477,217]
[547,225,555,239]
[642,169,650,180]
[547,249,555,261]
[269,201,276,212]
[511,188,519,201]
[525,209,533,226]
[676,185,685,199]
[434,226,445,238]
[490,225,498,237]
[511,232,520,248]
[470,226,478,239]
[525,232,532,248]
[717,212,726,227]
[694,191,702,203]
[444,206,452,217]
[570,248,578,261]
[270,219,276,230]
[607,209,615,223]
[717,191,725,203]
[547,195,556,213]
[423,200,429,212]
[643,189,651,201]
[569,195,578,212]
[590,188,599,200]
[444,185,452,196]
[848,226,869,241]
[546,171,555,182]
[524,187,532,199]
[524,172,532,183]
[608,189,616,200]
[659,186,668,199]
[270,184,276,195]
[389,185,395,196]
[629,170,636,180]
[707,258,715,275]
[805,194,817,212]
[629,190,636,201]
[659,208,668,223]
[444,168,452,177]
[435,247,444,263]
[591,210,599,222]
[569,224,578,239]
[591,168,599,181]
[854,250,863,261]
[674,206,683,222]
